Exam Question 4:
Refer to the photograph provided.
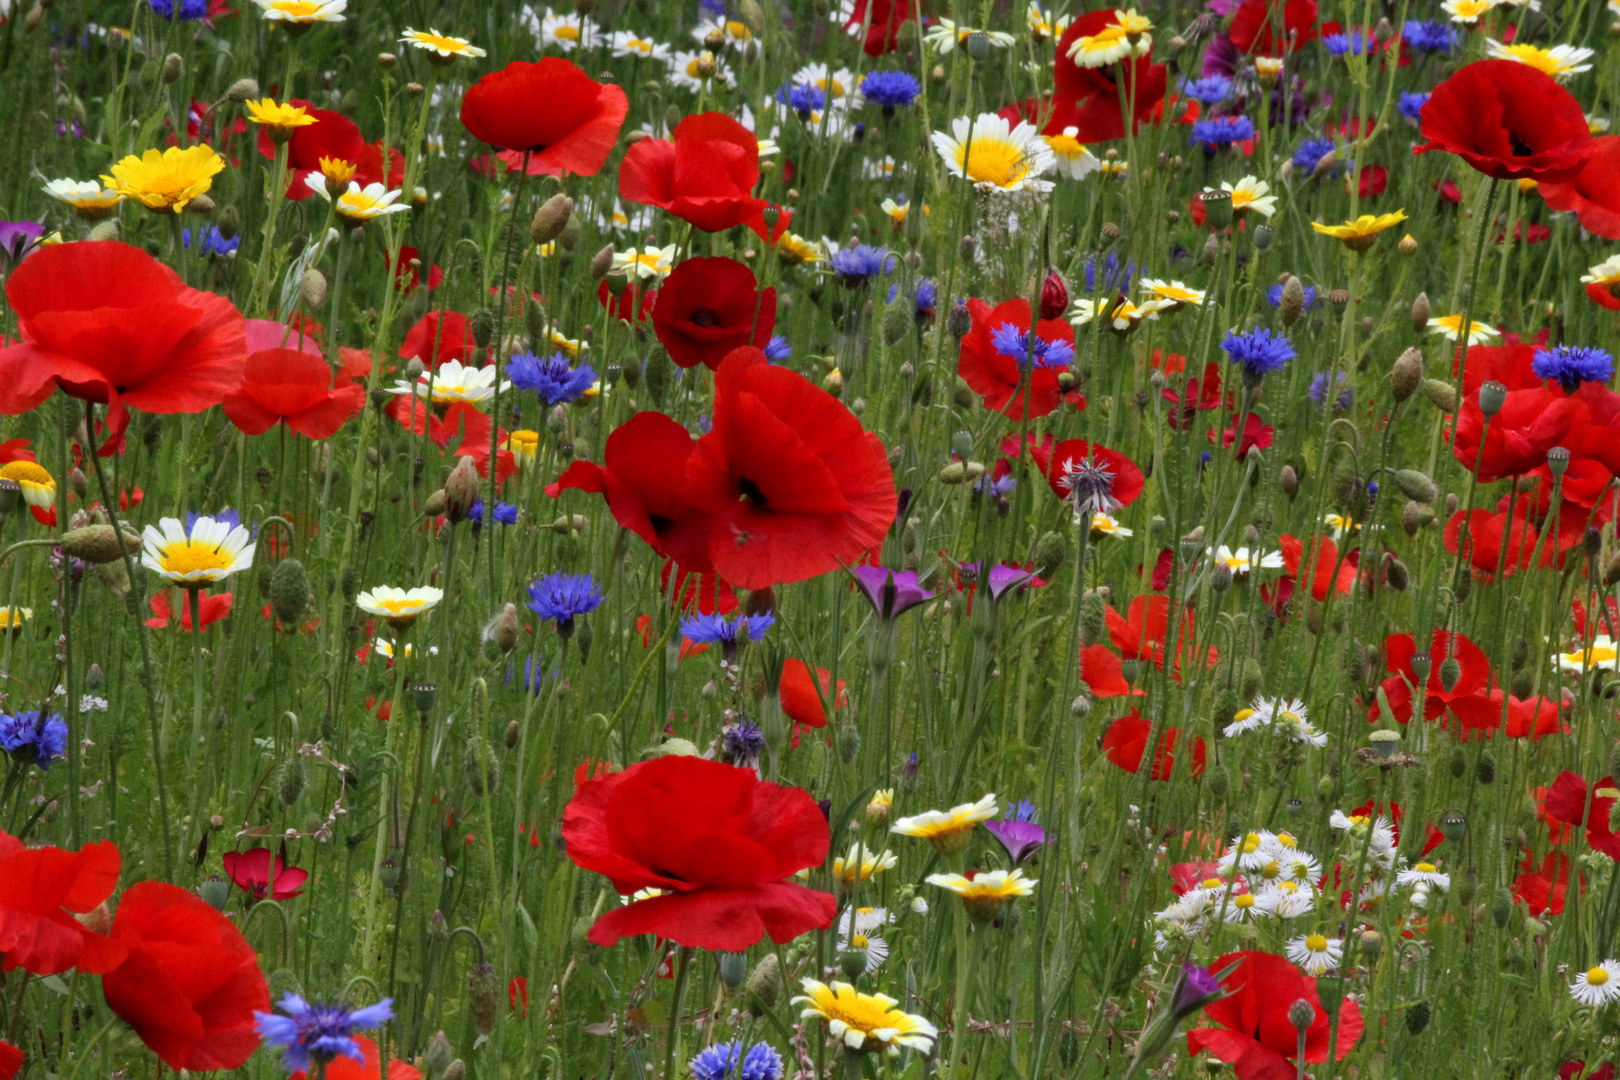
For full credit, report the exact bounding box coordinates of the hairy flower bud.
[1033,530,1066,578]
[1410,292,1431,333]
[269,557,312,627]
[1390,347,1423,402]
[1287,998,1315,1032]
[60,524,139,564]
[1422,378,1457,414]
[1278,275,1304,328]
[881,297,912,346]
[276,756,307,806]
[530,194,574,245]
[589,243,615,280]
[1079,589,1109,646]
[226,77,261,103]
[299,267,327,310]
[1392,469,1438,504]
[468,960,500,1036]
[443,456,480,523]
[946,301,972,339]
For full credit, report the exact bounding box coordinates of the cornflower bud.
[1411,292,1432,331]
[1287,999,1315,1032]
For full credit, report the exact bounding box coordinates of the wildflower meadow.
[3,0,1620,1076]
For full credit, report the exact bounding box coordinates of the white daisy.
[140,516,254,585]
[608,30,671,62]
[1139,278,1206,307]
[1396,861,1451,890]
[1330,810,1397,856]
[792,63,859,105]
[1044,127,1101,180]
[693,14,754,46]
[1556,634,1620,674]
[1427,314,1501,345]
[832,844,898,884]
[1210,545,1283,576]
[1440,0,1498,22]
[389,358,509,407]
[1285,933,1343,976]
[1256,882,1314,918]
[1220,176,1278,218]
[1066,9,1152,67]
[610,244,678,282]
[931,113,1056,194]
[41,178,125,218]
[667,50,737,91]
[1069,297,1172,331]
[252,0,345,23]
[1485,39,1595,80]
[356,586,444,628]
[1571,961,1620,1007]
[523,5,596,50]
[1090,513,1133,540]
[1027,1,1071,40]
[924,18,1016,53]
[1219,890,1265,923]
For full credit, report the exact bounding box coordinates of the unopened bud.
[269,557,312,626]
[1278,275,1304,327]
[1422,379,1457,413]
[1391,347,1423,401]
[443,457,480,523]
[226,77,261,103]
[60,524,139,564]
[299,268,327,309]
[530,194,575,245]
[589,243,615,280]
[161,53,184,85]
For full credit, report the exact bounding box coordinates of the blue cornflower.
[1083,252,1136,294]
[1190,115,1255,153]
[467,498,519,532]
[699,0,727,15]
[1309,371,1353,409]
[763,335,793,361]
[1220,328,1296,382]
[989,322,1074,371]
[860,71,921,110]
[150,0,207,17]
[1532,344,1615,394]
[830,244,894,286]
[0,711,67,770]
[183,226,240,257]
[1403,19,1453,52]
[526,573,603,634]
[689,1040,785,1080]
[974,470,1016,497]
[719,723,768,771]
[1323,28,1369,54]
[507,352,597,407]
[1398,92,1430,123]
[776,82,826,118]
[1291,137,1338,175]
[254,995,394,1074]
[1179,75,1232,105]
[1265,282,1320,309]
[680,611,775,660]
[186,508,242,532]
[886,278,936,319]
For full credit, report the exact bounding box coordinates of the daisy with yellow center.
[390,359,510,408]
[536,7,595,50]
[1397,861,1451,889]
[252,0,346,23]
[1221,891,1262,923]
[244,98,317,146]
[866,789,894,821]
[0,461,55,509]
[309,179,411,225]
[1556,634,1620,674]
[317,156,358,190]
[1045,127,1101,180]
[1485,39,1592,79]
[1286,933,1343,975]
[1220,176,1278,218]
[610,244,677,282]
[892,793,998,855]
[776,231,826,264]
[1067,9,1153,68]
[694,14,752,44]
[357,586,444,629]
[103,146,224,214]
[832,843,898,884]
[609,31,670,62]
[1591,114,1611,134]
[794,980,938,1054]
[1139,279,1206,308]
[41,179,125,219]
[140,516,255,585]
[1210,545,1282,575]
[1571,961,1620,1006]
[1027,1,1071,40]
[505,430,540,470]
[400,28,486,60]
[1583,255,1620,293]
[1441,0,1497,22]
[1099,159,1129,177]
[1254,55,1285,81]
[1069,297,1173,332]
[927,868,1037,920]
[1090,513,1133,540]
[0,608,31,635]
[668,50,736,91]
[932,113,1056,194]
[1311,210,1409,251]
[879,197,910,225]
[549,330,587,357]
[373,638,439,661]
[924,18,1016,53]
[1426,314,1501,345]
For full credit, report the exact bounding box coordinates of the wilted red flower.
[683,348,897,589]
[1186,951,1363,1080]
[291,1036,420,1080]
[1515,850,1576,916]
[101,882,269,1071]
[1106,594,1217,673]
[0,242,246,447]
[842,0,917,55]
[399,311,486,369]
[0,830,125,976]
[780,659,845,729]
[1371,630,1501,732]
[1228,0,1318,53]
[146,589,234,632]
[1415,60,1593,183]
[1278,534,1354,601]
[1216,412,1274,457]
[1037,439,1145,512]
[1544,771,1620,860]
[258,102,364,202]
[460,59,628,177]
[549,411,713,571]
[562,756,836,950]
[619,113,771,236]
[222,848,309,900]
[1540,135,1620,238]
[651,257,776,371]
[1101,709,1206,780]
[223,349,366,440]
[956,298,1073,420]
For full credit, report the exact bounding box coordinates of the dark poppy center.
[648,514,672,530]
[651,867,686,882]
[738,477,768,505]
[690,308,720,327]
[1509,132,1534,157]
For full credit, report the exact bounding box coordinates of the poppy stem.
[486,149,532,600]
[661,945,692,1079]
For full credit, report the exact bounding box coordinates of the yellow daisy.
[357,586,444,629]
[140,515,254,585]
[891,793,998,855]
[243,98,316,142]
[1311,210,1408,251]
[400,27,486,60]
[1426,314,1501,345]
[1066,8,1152,67]
[505,430,540,470]
[103,146,224,214]
[794,980,938,1054]
[833,843,898,884]
[0,461,55,509]
[252,0,346,23]
[926,868,1037,920]
[1485,39,1592,79]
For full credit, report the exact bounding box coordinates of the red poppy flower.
[1186,951,1363,1080]
[1101,709,1206,779]
[146,589,234,632]
[1038,439,1145,510]
[651,257,776,371]
[842,0,917,55]
[0,1041,18,1080]
[1562,1064,1615,1080]
[1277,534,1354,601]
[1543,771,1620,859]
[1051,14,1171,142]
[1106,595,1217,673]
[222,848,309,900]
[1415,60,1593,183]
[561,755,837,950]
[1169,861,1223,895]
[598,280,656,323]
[386,400,516,483]
[1078,645,1145,698]
[354,141,405,191]
[956,298,1073,419]
[101,882,270,1072]
[1216,412,1274,457]
[223,349,365,440]
[0,830,125,976]
[1228,0,1318,53]
[1444,497,1540,581]
[257,102,364,202]
[460,59,627,177]
[0,242,246,446]
[386,246,443,293]
[1357,163,1388,198]
[549,411,713,571]
[1162,362,1223,428]
[1515,850,1576,915]
[619,113,771,236]
[399,311,485,370]
[1589,278,1620,310]
[290,1036,420,1080]
[1370,631,1502,733]
[682,348,897,589]
[780,659,845,729]
[1541,135,1620,237]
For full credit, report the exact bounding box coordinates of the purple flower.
[689,1040,784,1080]
[1533,344,1614,394]
[254,995,393,1074]
[719,723,768,772]
[508,352,597,406]
[990,322,1074,371]
[1266,282,1320,309]
[1220,328,1295,381]
[1309,371,1353,410]
[1403,19,1454,53]
[1174,963,1224,1014]
[1322,28,1369,54]
[1398,91,1430,123]
[763,335,793,361]
[0,711,67,770]
[0,222,45,270]
[1291,137,1339,175]
[974,471,1015,497]
[1190,115,1254,153]
[987,564,1034,599]
[985,802,1047,862]
[830,244,894,287]
[1180,75,1231,105]
[527,572,603,634]
[851,565,933,619]
[681,610,774,660]
[776,82,826,118]
[860,71,921,110]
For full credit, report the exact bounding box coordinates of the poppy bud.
[444,457,480,523]
[300,268,327,309]
[1404,1001,1431,1036]
[67,467,86,500]
[1040,268,1069,320]
[556,210,583,255]
[745,952,784,1013]
[1033,530,1066,578]
[1438,655,1461,693]
[1202,190,1233,229]
[423,1033,453,1079]
[589,243,615,280]
[463,736,499,795]
[1079,589,1108,646]
[1278,465,1298,498]
[423,489,448,518]
[487,603,520,653]
[1478,380,1507,417]
[1391,469,1437,504]
[468,960,500,1035]
[95,557,131,599]
[276,756,307,806]
[187,193,216,216]
[881,298,911,346]
[1278,275,1304,327]
[738,0,764,34]
[161,53,184,85]
[1422,378,1457,413]
[226,77,260,103]
[270,557,312,627]
[1386,558,1410,591]
[60,524,139,564]
[1410,292,1431,332]
[959,234,977,261]
[1287,999,1315,1032]
[1198,231,1220,269]
[441,1062,465,1080]
[1476,750,1496,785]
[528,194,574,247]
[1391,346,1423,402]
[1491,886,1513,928]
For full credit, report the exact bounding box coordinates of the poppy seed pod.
[1391,347,1423,401]
[1253,223,1274,250]
[717,950,749,990]
[1547,445,1570,478]
[197,875,230,912]
[530,194,574,244]
[1478,380,1507,417]
[965,29,991,60]
[269,557,312,627]
[1410,292,1431,332]
[443,456,481,523]
[1202,190,1233,229]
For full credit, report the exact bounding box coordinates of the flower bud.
[424,1032,454,1079]
[1040,268,1069,320]
[589,243,615,280]
[881,298,911,346]
[1405,1001,1431,1036]
[1278,275,1304,327]
[1385,558,1409,591]
[1422,378,1457,413]
[443,456,481,523]
[1079,589,1109,646]
[1287,998,1315,1032]
[1392,469,1437,504]
[1279,465,1298,498]
[745,952,784,1013]
[1033,530,1066,578]
[1492,885,1513,927]
[270,557,312,627]
[1410,291,1431,332]
[226,77,261,102]
[299,267,327,309]
[441,1062,465,1080]
[526,194,575,247]
[468,960,500,1036]
[60,524,139,564]
[276,756,307,806]
[1390,346,1423,402]
[161,53,184,85]
[1398,234,1419,257]
[1210,560,1234,592]
[946,301,972,338]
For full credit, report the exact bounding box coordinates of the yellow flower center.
[1415,862,1437,874]
[158,541,234,578]
[686,59,704,76]
[811,988,914,1037]
[1234,893,1255,908]
[1306,933,1328,951]
[958,137,1031,188]
[852,934,870,949]
[1242,833,1261,852]
[376,598,427,614]
[271,0,322,15]
[338,190,390,217]
[411,31,469,52]
[726,19,751,38]
[816,76,844,97]
[1075,26,1128,55]
[1591,966,1611,986]
[1260,861,1280,880]
[553,24,581,40]
[1452,0,1492,15]
[1200,878,1223,889]
[1046,133,1086,158]
[0,461,53,490]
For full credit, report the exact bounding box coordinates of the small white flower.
[931,113,1056,194]
[1556,634,1620,675]
[608,30,670,61]
[1396,861,1451,890]
[667,49,737,91]
[611,244,678,282]
[1256,882,1314,919]
[1066,8,1153,67]
[1571,961,1620,1006]
[1044,127,1101,181]
[1427,315,1501,345]
[388,358,509,406]
[1286,933,1343,976]
[1220,176,1278,218]
[524,5,596,50]
[1210,545,1283,576]
[925,18,1015,53]
[1139,278,1206,307]
[140,516,254,585]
